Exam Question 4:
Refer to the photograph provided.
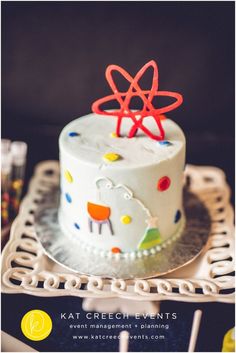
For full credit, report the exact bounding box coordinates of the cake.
[58,60,186,259]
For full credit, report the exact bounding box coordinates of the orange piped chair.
[87,202,113,235]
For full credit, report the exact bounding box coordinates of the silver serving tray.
[34,188,211,279]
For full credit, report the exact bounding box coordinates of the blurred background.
[1,2,235,352]
[2,1,235,193]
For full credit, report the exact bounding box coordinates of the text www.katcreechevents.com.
[72,334,165,340]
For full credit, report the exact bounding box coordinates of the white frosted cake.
[58,60,186,259]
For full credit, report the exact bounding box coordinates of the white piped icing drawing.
[58,112,186,258]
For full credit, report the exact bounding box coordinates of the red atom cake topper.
[92,60,183,140]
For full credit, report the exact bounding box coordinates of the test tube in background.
[10,141,28,218]
[1,140,12,227]
[1,139,11,154]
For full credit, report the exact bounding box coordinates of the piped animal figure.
[87,202,114,235]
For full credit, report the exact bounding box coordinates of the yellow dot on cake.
[103,153,120,162]
[64,170,73,183]
[110,132,118,138]
[120,215,132,224]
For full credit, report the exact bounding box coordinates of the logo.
[21,310,52,341]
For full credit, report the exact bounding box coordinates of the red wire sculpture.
[92,60,183,141]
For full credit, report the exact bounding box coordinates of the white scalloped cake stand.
[1,161,235,309]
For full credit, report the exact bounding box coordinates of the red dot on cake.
[111,247,121,254]
[157,176,171,191]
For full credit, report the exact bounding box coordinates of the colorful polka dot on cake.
[157,176,171,191]
[68,132,79,137]
[103,153,121,162]
[110,132,118,138]
[174,210,182,223]
[120,215,132,224]
[64,170,73,183]
[65,193,72,203]
[74,223,80,230]
[158,140,173,146]
[111,247,121,254]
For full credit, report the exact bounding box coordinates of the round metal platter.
[34,188,211,279]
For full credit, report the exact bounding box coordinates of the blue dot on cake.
[174,210,182,223]
[65,193,72,203]
[158,140,173,146]
[68,132,79,137]
[74,223,80,230]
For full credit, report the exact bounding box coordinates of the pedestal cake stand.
[1,161,235,312]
